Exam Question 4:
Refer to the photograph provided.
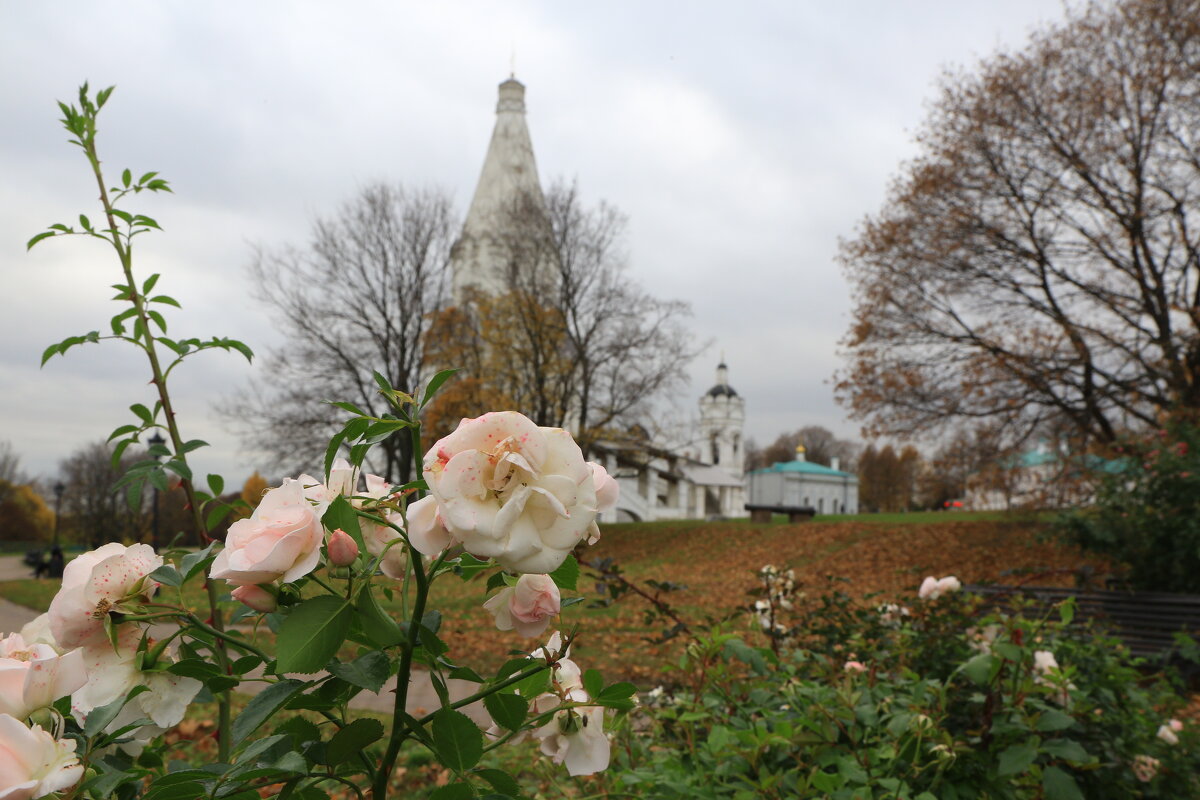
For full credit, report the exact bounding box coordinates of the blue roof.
[750,460,854,478]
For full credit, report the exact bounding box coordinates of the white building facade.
[747,449,859,516]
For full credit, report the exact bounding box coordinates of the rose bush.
[11,85,633,800]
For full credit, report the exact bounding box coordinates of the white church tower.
[698,361,746,475]
[450,76,545,303]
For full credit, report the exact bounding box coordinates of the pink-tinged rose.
[0,714,83,800]
[917,575,961,601]
[532,689,610,776]
[405,495,452,556]
[0,634,85,721]
[48,543,162,649]
[423,412,600,574]
[843,660,867,673]
[327,529,358,567]
[210,479,324,587]
[483,574,561,638]
[15,617,57,653]
[231,585,277,613]
[588,462,619,513]
[1132,754,1160,783]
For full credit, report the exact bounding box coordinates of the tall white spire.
[450,77,545,302]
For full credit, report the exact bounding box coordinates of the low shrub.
[604,573,1197,799]
[1056,417,1200,593]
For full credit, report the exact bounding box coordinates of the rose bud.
[327,528,359,567]
[231,585,277,613]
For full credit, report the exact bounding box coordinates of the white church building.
[451,76,747,521]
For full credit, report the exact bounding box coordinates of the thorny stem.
[373,544,429,800]
[80,119,233,760]
[580,556,692,635]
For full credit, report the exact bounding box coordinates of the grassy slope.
[0,514,1104,684]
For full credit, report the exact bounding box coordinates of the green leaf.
[139,171,159,185]
[421,368,458,407]
[962,653,998,686]
[997,739,1039,777]
[428,785,472,800]
[276,596,352,674]
[597,681,638,710]
[142,273,160,294]
[1041,739,1090,764]
[79,214,91,230]
[207,474,225,496]
[323,431,346,483]
[1036,709,1076,732]
[1059,596,1075,626]
[322,495,365,553]
[130,403,154,425]
[1042,766,1084,800]
[231,680,306,746]
[453,552,492,580]
[84,686,149,738]
[122,168,132,188]
[148,565,181,587]
[328,651,391,693]
[149,294,181,308]
[431,708,483,772]
[206,503,233,531]
[582,669,603,698]
[548,554,579,591]
[26,231,56,250]
[475,769,520,798]
[180,542,217,583]
[483,692,528,731]
[325,718,384,765]
[355,584,404,647]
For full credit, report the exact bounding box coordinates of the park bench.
[965,583,1200,668]
[745,503,816,524]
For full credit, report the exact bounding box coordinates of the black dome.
[707,383,738,398]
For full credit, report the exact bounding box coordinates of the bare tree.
[427,180,699,451]
[0,442,25,507]
[749,425,861,471]
[59,441,147,548]
[838,0,1200,451]
[223,184,456,481]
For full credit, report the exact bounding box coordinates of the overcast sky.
[0,1,1068,486]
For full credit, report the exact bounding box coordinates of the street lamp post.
[52,481,64,550]
[148,432,165,550]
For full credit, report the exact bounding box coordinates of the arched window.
[710,433,720,464]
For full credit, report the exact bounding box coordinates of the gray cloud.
[1,0,1062,482]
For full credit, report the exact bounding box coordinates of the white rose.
[70,627,201,753]
[0,714,83,800]
[0,634,85,721]
[918,575,961,601]
[48,543,162,648]
[424,412,599,574]
[210,479,324,587]
[532,689,610,777]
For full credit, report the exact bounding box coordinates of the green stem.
[80,108,234,761]
[373,545,428,800]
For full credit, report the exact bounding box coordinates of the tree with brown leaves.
[838,0,1200,453]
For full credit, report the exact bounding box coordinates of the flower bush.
[8,84,634,800]
[603,575,1198,799]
